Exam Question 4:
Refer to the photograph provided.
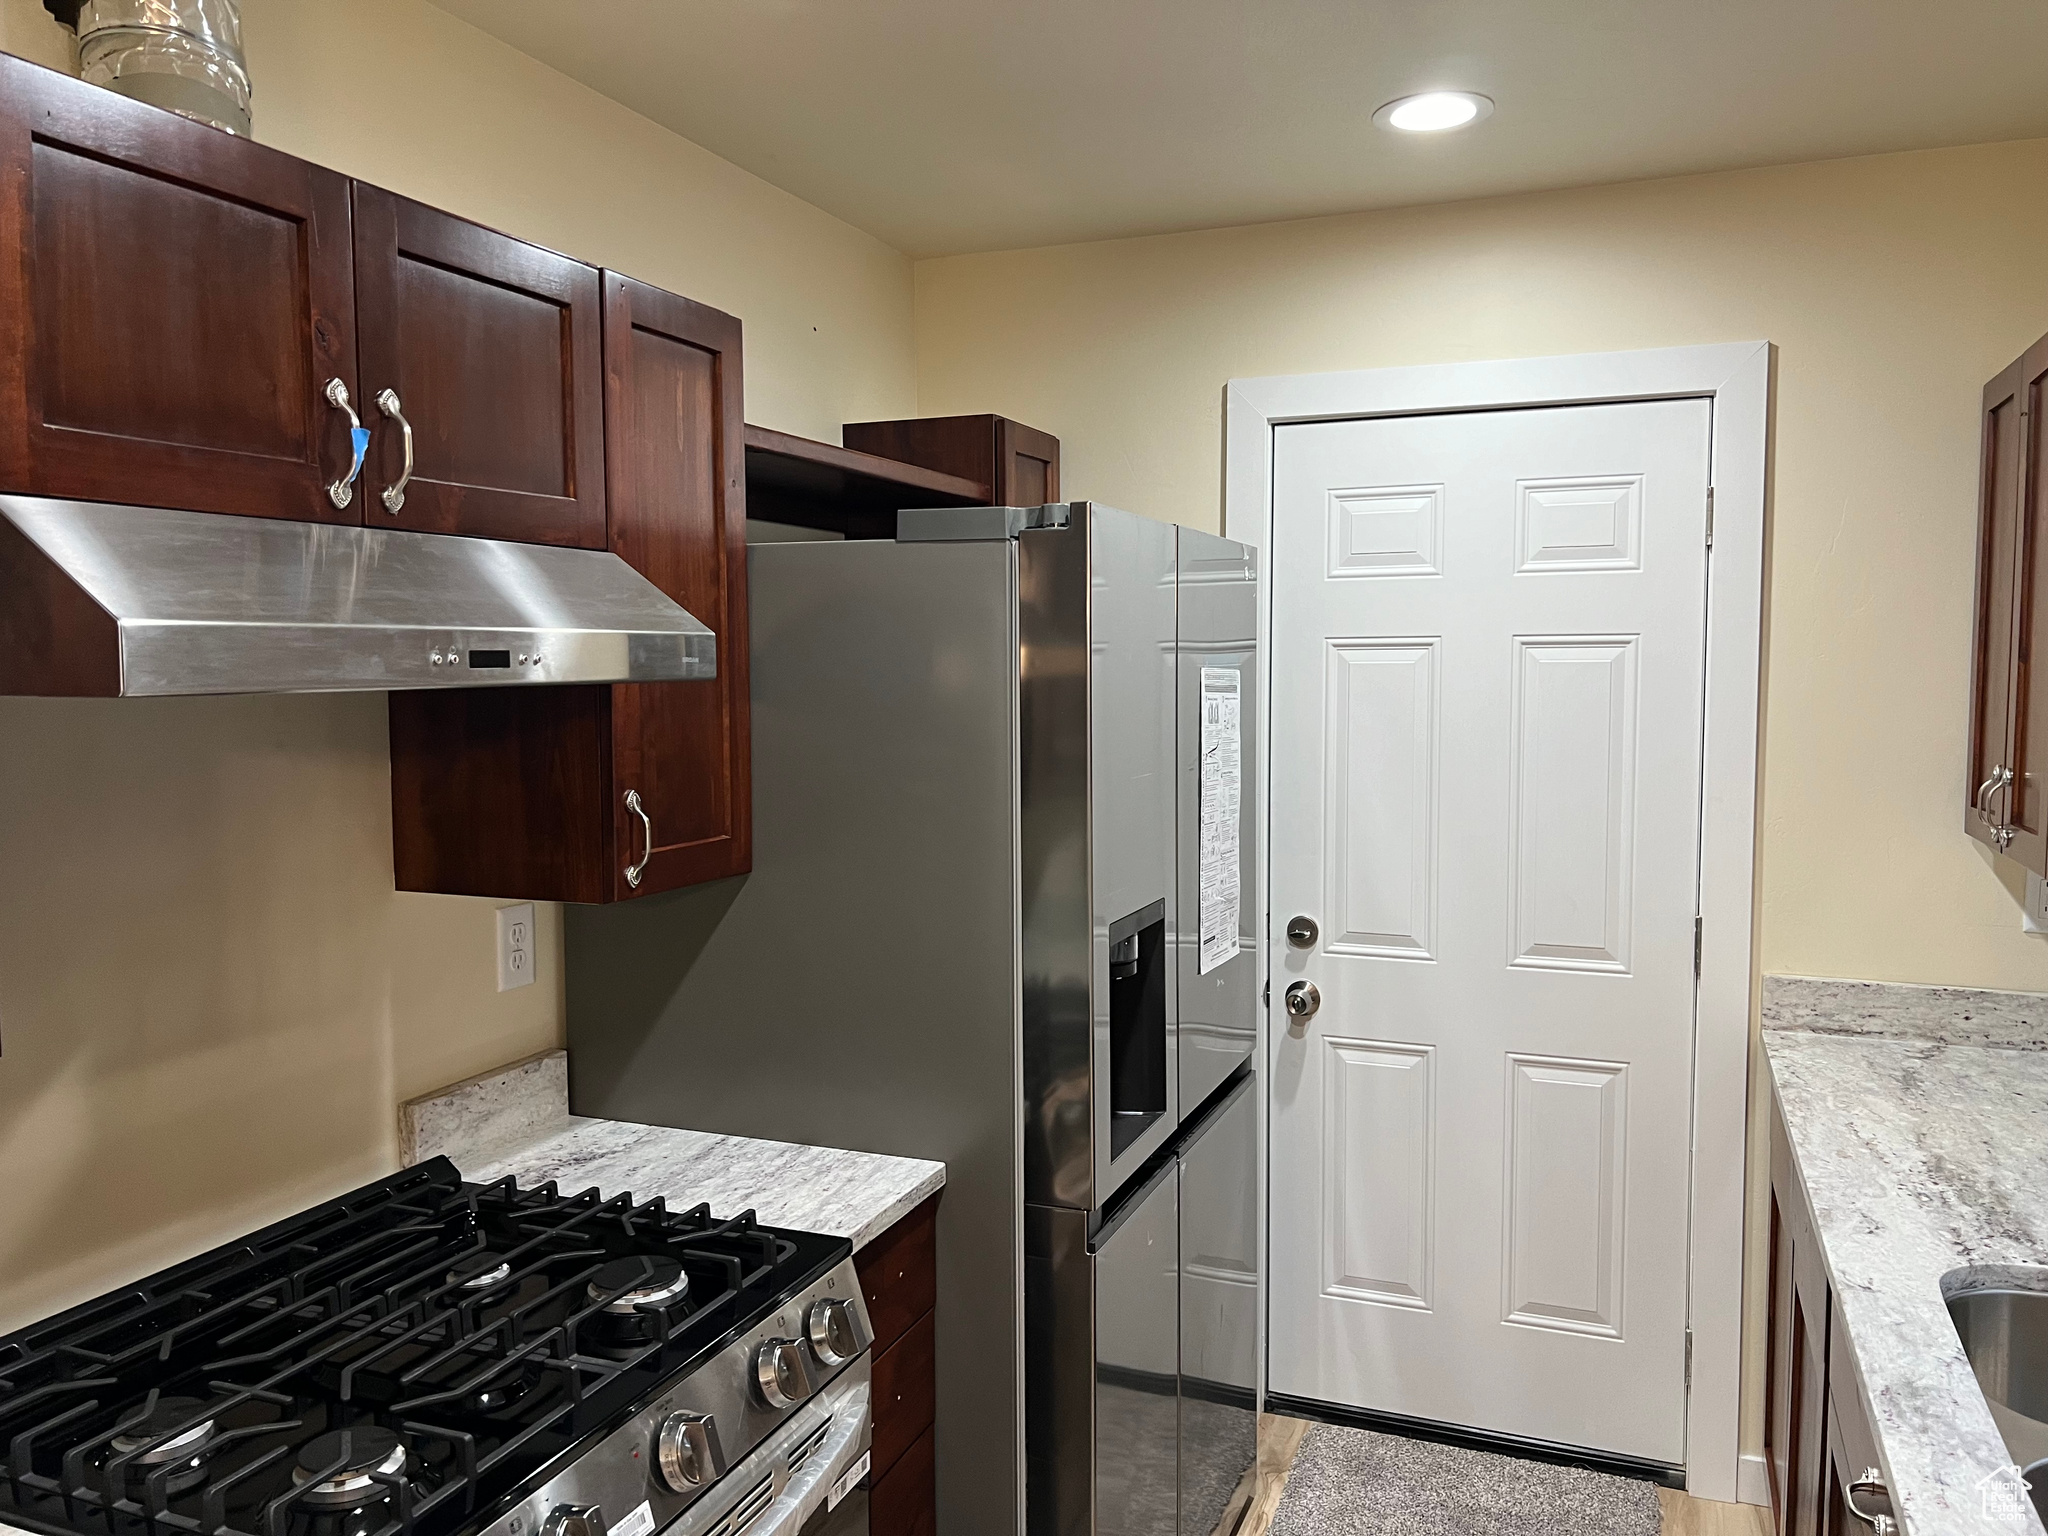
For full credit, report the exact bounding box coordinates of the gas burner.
[447,1250,513,1290]
[587,1255,689,1314]
[0,1159,842,1536]
[292,1429,408,1509]
[109,1396,217,1492]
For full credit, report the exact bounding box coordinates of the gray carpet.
[1270,1423,1663,1536]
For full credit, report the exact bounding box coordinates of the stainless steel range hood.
[0,496,717,697]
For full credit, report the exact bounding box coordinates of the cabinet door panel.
[1969,358,2027,850]
[601,273,750,897]
[2002,339,2048,870]
[353,186,604,547]
[0,55,357,520]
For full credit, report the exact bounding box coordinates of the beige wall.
[915,138,2048,991]
[0,0,915,1331]
[913,137,2048,1465]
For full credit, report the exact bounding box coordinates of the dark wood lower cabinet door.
[868,1424,935,1536]
[353,185,605,548]
[0,55,359,522]
[869,1310,936,1481]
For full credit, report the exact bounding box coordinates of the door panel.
[1324,1039,1433,1308]
[0,56,358,521]
[353,185,604,547]
[1327,640,1439,957]
[1268,399,1711,1465]
[1968,359,2026,850]
[602,274,750,896]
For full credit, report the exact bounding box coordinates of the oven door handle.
[749,1384,870,1536]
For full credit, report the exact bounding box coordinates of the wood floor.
[1237,1415,1772,1536]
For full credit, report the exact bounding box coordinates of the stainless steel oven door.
[664,1361,870,1536]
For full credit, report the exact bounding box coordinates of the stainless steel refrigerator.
[562,503,1259,1536]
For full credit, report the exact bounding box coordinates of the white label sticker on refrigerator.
[611,1503,655,1536]
[1199,665,1242,975]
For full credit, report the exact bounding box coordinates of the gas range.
[0,1159,875,1536]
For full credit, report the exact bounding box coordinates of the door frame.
[1224,341,1770,1503]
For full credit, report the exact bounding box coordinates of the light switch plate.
[2026,873,2048,935]
[496,903,536,990]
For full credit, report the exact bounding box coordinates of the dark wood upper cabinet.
[601,273,750,895]
[842,413,1060,506]
[352,185,605,548]
[0,54,360,522]
[1968,335,2048,866]
[389,279,748,902]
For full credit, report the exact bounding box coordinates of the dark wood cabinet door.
[2000,338,2048,871]
[1969,357,2028,851]
[1767,1101,1834,1536]
[841,414,1061,506]
[994,416,1060,505]
[600,274,750,897]
[353,186,604,547]
[0,55,359,521]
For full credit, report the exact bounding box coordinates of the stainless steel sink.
[1949,1289,2048,1509]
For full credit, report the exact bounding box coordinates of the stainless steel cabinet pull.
[623,789,652,889]
[375,389,414,514]
[1977,767,2006,818]
[324,379,368,509]
[1845,1467,1896,1534]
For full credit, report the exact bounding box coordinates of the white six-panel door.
[1267,398,1712,1465]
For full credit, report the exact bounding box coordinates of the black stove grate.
[0,1159,845,1536]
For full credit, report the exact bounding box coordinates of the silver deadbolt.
[1284,981,1321,1019]
[1286,915,1319,949]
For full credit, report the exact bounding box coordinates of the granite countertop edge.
[397,1051,946,1254]
[1763,974,2048,1536]
[459,1116,946,1254]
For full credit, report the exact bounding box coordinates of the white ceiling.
[431,0,2048,258]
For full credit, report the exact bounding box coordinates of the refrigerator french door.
[1027,1070,1259,1536]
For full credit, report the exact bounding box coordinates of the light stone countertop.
[399,1050,944,1252]
[1764,975,2048,1536]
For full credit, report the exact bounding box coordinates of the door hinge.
[1705,486,1715,549]
[1693,915,1703,978]
[1684,1327,1694,1389]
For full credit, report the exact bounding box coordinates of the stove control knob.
[806,1298,872,1367]
[655,1411,724,1493]
[543,1507,605,1536]
[752,1338,813,1408]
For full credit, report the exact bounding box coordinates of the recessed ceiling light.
[1373,91,1494,133]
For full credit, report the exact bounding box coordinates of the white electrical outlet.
[496,903,536,990]
[2027,873,2048,935]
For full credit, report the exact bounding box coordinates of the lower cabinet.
[1766,1090,1895,1536]
[857,1195,939,1534]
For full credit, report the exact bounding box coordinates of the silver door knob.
[752,1338,813,1408]
[655,1412,724,1492]
[1286,915,1319,949]
[1284,981,1321,1019]
[542,1507,605,1536]
[807,1297,871,1367]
